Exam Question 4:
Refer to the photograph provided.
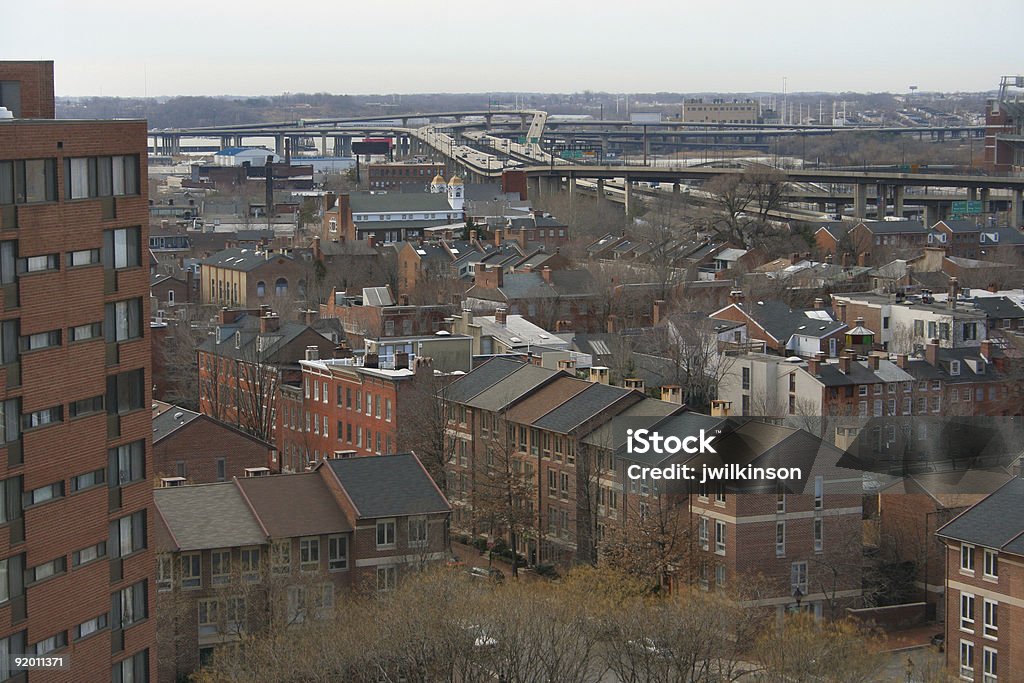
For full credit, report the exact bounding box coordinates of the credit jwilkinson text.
[625,429,802,483]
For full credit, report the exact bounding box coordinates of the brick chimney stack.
[260,312,280,333]
[948,277,959,309]
[980,339,994,362]
[495,307,508,325]
[541,266,552,284]
[896,353,908,369]
[653,300,665,325]
[868,353,880,371]
[728,290,744,305]
[925,339,939,366]
[838,355,851,374]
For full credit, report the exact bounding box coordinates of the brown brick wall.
[153,416,277,483]
[0,61,55,119]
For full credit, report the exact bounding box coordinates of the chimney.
[728,289,744,306]
[813,297,824,310]
[284,138,291,165]
[653,299,665,325]
[541,266,552,284]
[469,229,477,242]
[398,293,409,306]
[260,313,280,333]
[987,283,999,294]
[947,277,959,309]
[623,378,645,392]
[791,252,801,265]
[589,366,609,385]
[980,339,994,362]
[896,353,908,369]
[462,308,473,326]
[303,309,317,326]
[838,355,851,374]
[395,352,410,370]
[312,235,322,261]
[807,353,823,376]
[305,345,319,361]
[868,353,880,371]
[367,234,377,248]
[494,228,503,246]
[661,384,683,404]
[364,353,379,369]
[925,339,939,366]
[710,399,731,417]
[495,307,508,325]
[836,301,847,323]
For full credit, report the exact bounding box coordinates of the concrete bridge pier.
[624,180,633,214]
[924,204,937,228]
[596,178,608,206]
[981,188,991,211]
[968,187,978,201]
[876,183,888,218]
[854,183,867,219]
[1012,189,1024,228]
[527,176,540,201]
[274,134,285,156]
[894,186,905,218]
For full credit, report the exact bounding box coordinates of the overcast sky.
[4,0,1021,97]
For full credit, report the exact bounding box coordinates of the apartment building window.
[300,537,320,571]
[560,472,569,499]
[70,396,104,420]
[859,385,868,397]
[963,323,978,341]
[115,581,148,629]
[209,549,231,585]
[962,544,975,573]
[197,598,219,636]
[0,631,26,682]
[983,647,997,682]
[914,320,924,336]
[698,516,709,550]
[409,517,428,548]
[72,541,106,567]
[873,399,882,417]
[983,549,998,580]
[715,520,726,555]
[814,518,824,552]
[75,613,108,642]
[110,510,146,558]
[365,391,372,416]
[776,486,786,512]
[271,540,291,574]
[180,553,201,589]
[27,556,67,584]
[814,476,824,509]
[961,592,975,631]
[0,159,57,204]
[791,561,808,594]
[775,521,785,557]
[109,441,145,486]
[106,369,145,414]
[32,631,67,655]
[715,564,726,588]
[112,649,149,683]
[103,227,141,269]
[23,405,63,431]
[714,482,726,505]
[376,519,396,549]
[19,329,61,352]
[983,599,998,639]
[25,480,64,506]
[65,155,139,199]
[377,566,397,592]
[960,640,974,680]
[741,366,750,390]
[328,535,348,571]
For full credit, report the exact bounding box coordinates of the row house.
[318,286,451,349]
[937,476,1024,683]
[440,358,668,565]
[463,264,600,331]
[154,453,450,682]
[276,351,436,471]
[816,220,1024,266]
[196,311,338,439]
[605,410,862,617]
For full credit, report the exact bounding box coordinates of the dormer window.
[950,360,960,376]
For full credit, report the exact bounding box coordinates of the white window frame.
[983,549,998,580]
[376,519,396,550]
[714,520,726,555]
[962,543,975,574]
[299,537,320,572]
[328,535,348,571]
[408,517,428,548]
[961,592,976,632]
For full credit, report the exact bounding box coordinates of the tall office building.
[0,62,154,682]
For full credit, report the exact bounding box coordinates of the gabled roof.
[152,406,202,443]
[965,296,1024,319]
[713,300,845,343]
[154,482,267,552]
[464,363,560,411]
[325,453,449,518]
[936,477,1024,554]
[582,399,688,455]
[861,220,927,235]
[444,357,525,403]
[236,472,351,538]
[934,219,982,233]
[197,321,319,362]
[813,221,853,240]
[531,382,635,435]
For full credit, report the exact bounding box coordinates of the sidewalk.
[451,541,540,581]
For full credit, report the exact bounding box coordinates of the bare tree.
[702,168,788,250]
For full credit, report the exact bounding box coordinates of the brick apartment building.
[0,61,155,680]
[152,402,278,483]
[318,286,450,349]
[366,162,445,190]
[937,476,1024,682]
[154,453,450,681]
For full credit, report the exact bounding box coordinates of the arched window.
[256,281,266,297]
[275,278,288,296]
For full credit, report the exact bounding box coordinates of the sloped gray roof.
[152,406,202,443]
[464,363,559,411]
[326,453,450,519]
[200,247,295,271]
[155,483,266,551]
[236,472,352,538]
[734,300,845,342]
[532,382,633,434]
[937,477,1024,554]
[444,357,525,403]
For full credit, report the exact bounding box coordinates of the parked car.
[467,566,505,583]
